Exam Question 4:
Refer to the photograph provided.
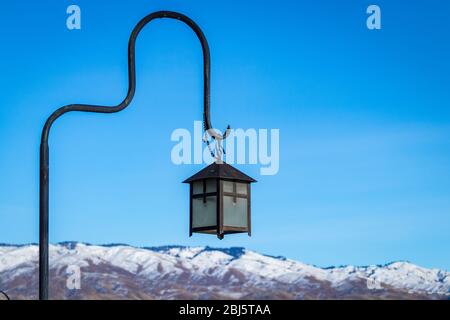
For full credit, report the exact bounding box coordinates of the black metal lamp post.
[38,11,254,300]
[0,290,10,300]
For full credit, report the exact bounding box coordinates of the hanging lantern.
[183,162,256,239]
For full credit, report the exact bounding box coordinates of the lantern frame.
[184,162,256,239]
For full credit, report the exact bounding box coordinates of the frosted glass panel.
[223,196,248,228]
[236,183,248,195]
[192,196,217,227]
[223,181,234,193]
[205,179,216,193]
[193,181,203,195]
[193,180,216,194]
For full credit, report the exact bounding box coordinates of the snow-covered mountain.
[0,242,448,300]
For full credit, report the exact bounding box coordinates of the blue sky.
[1,0,449,270]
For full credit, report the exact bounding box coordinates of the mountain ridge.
[0,242,448,300]
[0,241,421,269]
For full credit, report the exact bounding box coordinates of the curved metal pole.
[39,10,228,300]
[0,290,10,300]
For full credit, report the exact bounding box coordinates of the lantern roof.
[183,162,257,183]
